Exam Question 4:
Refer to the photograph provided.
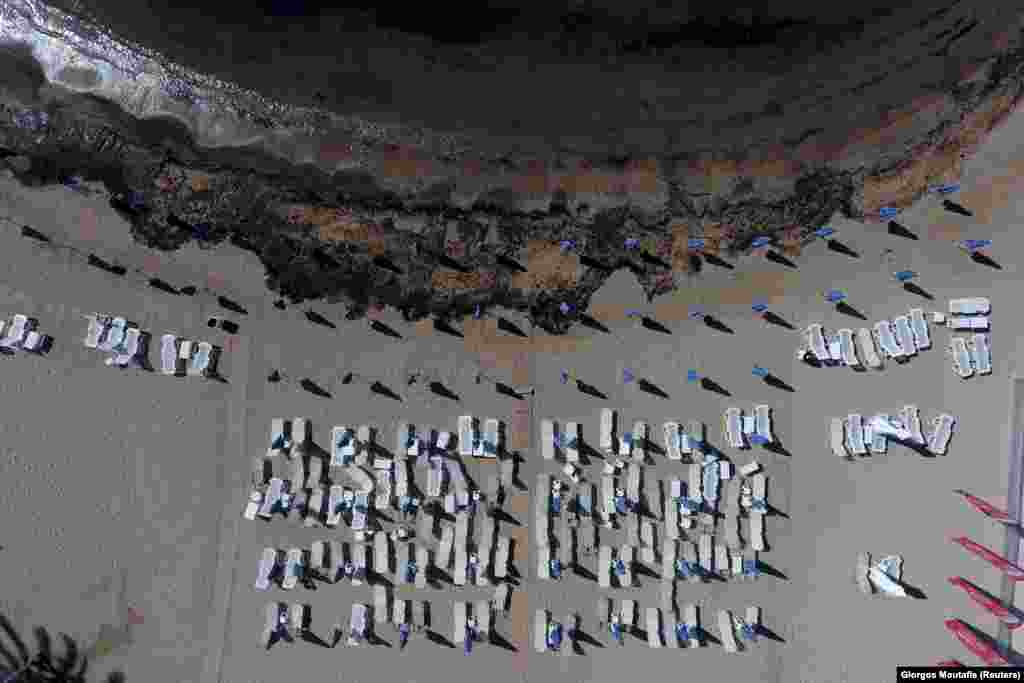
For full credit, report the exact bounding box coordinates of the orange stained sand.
[862,143,963,219]
[188,173,211,193]
[512,240,579,291]
[431,270,486,291]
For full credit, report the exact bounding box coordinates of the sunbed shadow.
[87,254,127,276]
[300,378,332,398]
[903,442,935,458]
[763,374,795,392]
[578,313,610,333]
[697,629,719,647]
[576,380,608,400]
[20,224,52,243]
[763,440,791,456]
[304,310,336,329]
[370,320,403,339]
[902,282,934,300]
[703,316,734,334]
[507,539,521,578]
[574,628,604,648]
[372,255,404,274]
[426,630,456,648]
[640,317,672,334]
[755,625,786,643]
[573,564,598,582]
[430,566,454,585]
[835,301,867,320]
[888,221,918,240]
[826,240,859,258]
[757,560,787,580]
[489,631,519,652]
[495,254,527,272]
[497,318,528,337]
[971,251,1002,270]
[699,377,731,397]
[148,277,179,295]
[302,631,331,648]
[765,250,797,268]
[426,381,460,402]
[702,253,734,269]
[640,251,671,269]
[180,285,198,296]
[580,255,615,273]
[894,577,926,599]
[217,296,248,315]
[632,627,649,642]
[433,318,463,338]
[766,504,789,519]
[762,311,794,329]
[491,508,521,526]
[637,378,670,399]
[0,345,17,357]
[643,438,665,458]
[370,381,402,401]
[943,199,972,217]
[634,563,659,580]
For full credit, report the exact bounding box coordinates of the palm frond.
[0,616,29,666]
[55,634,78,677]
[32,627,54,674]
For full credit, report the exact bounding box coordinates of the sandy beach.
[2,85,1024,683]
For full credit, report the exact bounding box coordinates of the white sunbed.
[352,543,367,586]
[684,605,700,648]
[349,604,368,645]
[601,475,616,522]
[873,321,906,361]
[899,405,925,445]
[662,538,677,580]
[534,610,548,653]
[928,414,956,455]
[749,512,766,552]
[686,420,703,450]
[719,610,739,653]
[436,430,451,452]
[375,533,389,576]
[838,328,862,369]
[969,334,992,375]
[618,428,633,458]
[98,317,126,352]
[755,405,773,444]
[261,602,279,647]
[664,422,682,461]
[107,327,141,367]
[160,334,178,375]
[869,417,888,454]
[600,408,615,454]
[830,418,849,457]
[500,457,514,490]
[426,457,445,498]
[948,315,989,331]
[698,534,713,574]
[949,297,990,315]
[395,421,410,459]
[493,583,510,617]
[688,462,703,505]
[716,544,730,577]
[949,337,974,379]
[725,512,742,549]
[83,314,108,349]
[412,600,426,634]
[415,544,429,589]
[741,415,755,436]
[282,547,303,590]
[640,519,655,564]
[856,551,874,595]
[664,484,680,540]
[351,495,368,533]
[845,414,868,456]
[374,469,392,510]
[806,323,829,362]
[187,340,212,376]
[599,545,612,588]
[703,461,720,506]
[745,606,762,637]
[397,542,412,585]
[620,599,636,632]
[304,487,324,527]
[751,473,766,508]
[374,585,388,625]
[482,418,499,459]
[476,600,491,640]
[541,419,555,460]
[255,547,277,590]
[331,426,356,466]
[565,421,580,463]
[894,315,917,356]
[632,421,647,462]
[258,477,284,518]
[438,525,455,570]
[647,608,662,648]
[393,599,407,627]
[627,462,641,505]
[909,308,931,350]
[682,542,700,583]
[495,536,510,580]
[827,333,842,363]
[394,460,408,500]
[857,327,883,369]
[458,415,476,457]
[723,407,745,449]
[537,543,551,580]
[731,549,743,578]
[243,487,263,520]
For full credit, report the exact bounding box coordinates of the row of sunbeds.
[829,407,955,457]
[800,310,931,370]
[88,316,216,376]
[0,313,50,353]
[948,334,991,379]
[722,405,774,449]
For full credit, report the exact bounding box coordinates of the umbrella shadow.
[755,624,786,643]
[573,563,598,582]
[702,316,734,334]
[21,225,51,242]
[370,381,403,402]
[765,250,797,268]
[637,378,670,399]
[700,630,721,647]
[433,318,463,338]
[574,628,604,649]
[578,441,604,462]
[580,255,615,273]
[370,320,403,339]
[902,282,934,300]
[887,221,918,240]
[367,631,392,648]
[826,240,859,258]
[576,380,608,400]
[763,374,795,392]
[971,251,1002,270]
[437,253,471,273]
[495,254,527,272]
[495,382,524,400]
[835,301,867,320]
[766,503,790,519]
[699,377,731,397]
[491,508,521,526]
[300,378,332,398]
[634,563,660,580]
[762,440,791,457]
[148,277,179,295]
[894,577,927,600]
[702,252,734,269]
[301,631,332,648]
[372,255,404,274]
[497,318,528,337]
[428,381,460,401]
[305,310,336,329]
[943,199,972,217]
[487,631,518,653]
[758,559,788,580]
[762,311,795,330]
[640,251,671,269]
[578,313,610,333]
[640,316,672,335]
[217,296,248,315]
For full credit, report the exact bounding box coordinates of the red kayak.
[944,619,1008,666]
[951,536,1024,580]
[955,489,1013,521]
[949,576,1024,628]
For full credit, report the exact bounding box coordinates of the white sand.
[1,106,1024,683]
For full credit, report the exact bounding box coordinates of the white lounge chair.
[620,599,636,633]
[98,317,126,352]
[458,415,475,457]
[718,610,739,653]
[806,323,829,362]
[754,405,773,444]
[949,297,990,315]
[856,551,874,594]
[600,408,615,454]
[647,608,662,648]
[698,534,713,574]
[415,544,429,589]
[495,536,509,580]
[476,600,491,641]
[374,469,392,510]
[838,328,862,369]
[375,533,389,577]
[536,543,551,581]
[482,417,499,458]
[438,525,454,570]
[599,545,612,588]
[928,414,956,455]
[894,315,917,355]
[255,547,278,590]
[304,487,324,527]
[873,320,906,361]
[348,604,368,646]
[564,421,580,463]
[601,475,615,523]
[682,542,700,583]
[640,519,656,564]
[749,512,765,552]
[105,327,140,367]
[731,551,743,578]
[541,418,555,460]
[258,477,284,518]
[845,414,867,456]
[282,547,303,590]
[723,407,745,449]
[899,405,925,445]
[618,429,633,458]
[684,605,700,648]
[868,416,888,454]
[830,418,848,457]
[909,308,931,350]
[188,340,213,376]
[262,602,280,647]
[632,421,647,462]
[83,314,108,349]
[856,327,883,369]
[352,543,367,585]
[947,315,989,331]
[716,544,730,577]
[969,334,991,375]
[662,537,677,579]
[949,337,974,379]
[375,585,388,625]
[827,333,842,363]
[534,610,548,653]
[627,462,641,505]
[663,422,682,460]
[393,598,407,628]
[688,463,703,507]
[160,334,178,375]
[741,415,755,436]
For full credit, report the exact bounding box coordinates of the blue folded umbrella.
[624,238,640,249]
[559,239,576,251]
[933,183,960,194]
[751,299,769,313]
[879,207,899,218]
[960,239,992,251]
[750,236,771,248]
[560,370,570,385]
[622,368,635,383]
[893,270,916,282]
[688,238,706,249]
[687,369,699,383]
[750,434,768,446]
[814,226,835,238]
[752,365,769,378]
[559,302,572,315]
